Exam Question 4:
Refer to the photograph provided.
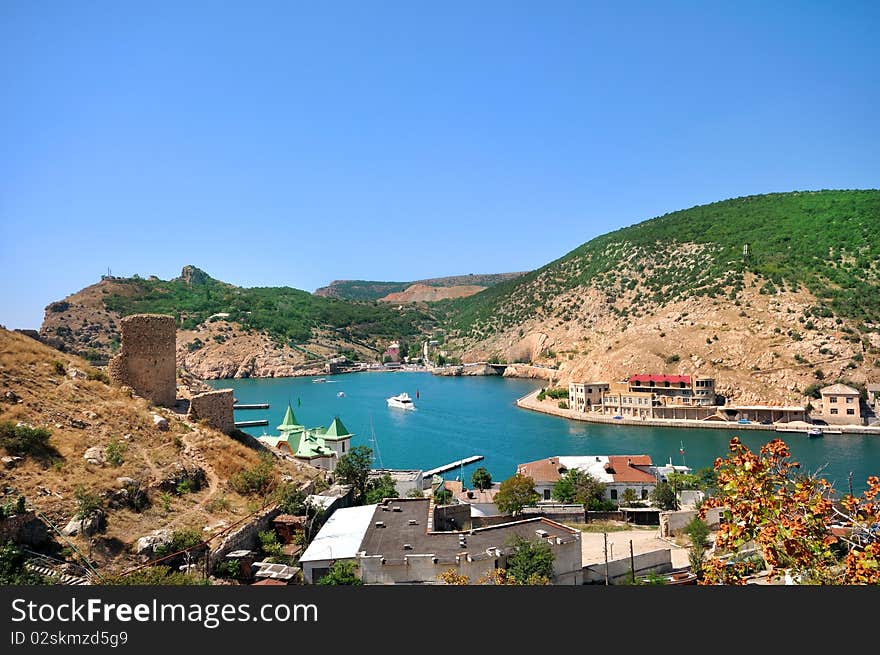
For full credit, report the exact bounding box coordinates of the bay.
[209,372,880,494]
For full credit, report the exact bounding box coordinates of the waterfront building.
[819,383,862,425]
[255,403,351,471]
[867,383,880,423]
[516,455,659,503]
[299,498,583,584]
[367,469,425,496]
[568,382,610,412]
[596,374,716,419]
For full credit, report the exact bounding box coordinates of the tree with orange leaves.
[700,437,879,585]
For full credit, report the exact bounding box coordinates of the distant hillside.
[40,266,435,378]
[314,272,526,301]
[441,190,880,405]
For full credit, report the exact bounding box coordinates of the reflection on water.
[210,372,880,494]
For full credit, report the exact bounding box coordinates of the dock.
[424,456,484,477]
[233,403,270,410]
[234,419,269,428]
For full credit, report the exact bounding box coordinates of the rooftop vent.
[408,519,418,525]
[432,557,439,564]
[392,506,402,512]
[535,529,549,538]
[403,544,412,550]
[375,521,386,528]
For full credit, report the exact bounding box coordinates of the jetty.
[424,455,484,477]
[234,419,269,428]
[233,403,270,410]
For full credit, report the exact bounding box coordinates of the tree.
[471,467,492,491]
[621,488,639,506]
[0,541,50,585]
[650,481,679,510]
[504,537,554,585]
[433,487,452,505]
[365,474,398,504]
[334,446,373,502]
[495,474,538,516]
[437,569,470,585]
[318,560,363,585]
[552,469,607,508]
[700,437,880,585]
[684,516,711,580]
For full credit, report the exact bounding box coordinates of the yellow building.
[819,383,861,425]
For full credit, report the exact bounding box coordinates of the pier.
[234,419,269,428]
[424,455,484,477]
[233,403,270,410]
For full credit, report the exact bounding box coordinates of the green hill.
[101,267,431,345]
[445,190,880,338]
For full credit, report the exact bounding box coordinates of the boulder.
[61,512,105,537]
[67,367,88,380]
[83,411,98,420]
[154,463,206,493]
[3,390,21,403]
[83,446,104,466]
[116,477,136,487]
[152,414,170,431]
[1,456,22,469]
[135,529,173,559]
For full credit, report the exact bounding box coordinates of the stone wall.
[108,314,177,406]
[188,388,235,434]
[208,506,281,572]
[583,548,672,584]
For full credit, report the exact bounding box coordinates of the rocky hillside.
[40,266,432,378]
[443,190,880,405]
[0,328,322,576]
[314,272,525,301]
[378,283,488,303]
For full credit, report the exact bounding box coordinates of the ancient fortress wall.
[108,314,177,407]
[188,389,235,434]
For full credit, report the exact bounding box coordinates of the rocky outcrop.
[153,463,207,494]
[83,446,105,466]
[135,529,173,560]
[378,283,487,303]
[62,512,105,537]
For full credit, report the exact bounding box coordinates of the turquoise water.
[208,372,880,494]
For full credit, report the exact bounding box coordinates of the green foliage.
[365,474,398,504]
[86,368,110,383]
[495,474,539,515]
[334,446,373,501]
[318,560,363,585]
[102,270,429,346]
[667,471,700,491]
[0,421,55,458]
[229,453,277,496]
[552,469,607,508]
[0,496,28,520]
[446,191,880,337]
[74,486,103,520]
[621,488,639,505]
[650,481,679,510]
[557,400,569,409]
[105,437,126,467]
[0,541,51,585]
[471,466,492,491]
[544,387,569,399]
[505,536,555,585]
[433,487,453,505]
[108,565,206,585]
[257,530,284,559]
[275,484,307,515]
[803,382,824,399]
[52,360,66,375]
[160,492,172,513]
[215,559,241,579]
[665,354,681,364]
[155,528,203,559]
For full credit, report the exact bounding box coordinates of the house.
[600,375,717,419]
[516,455,659,503]
[867,383,880,421]
[819,383,862,425]
[454,483,501,517]
[383,341,401,363]
[568,382,610,412]
[299,498,583,585]
[256,405,354,471]
[368,469,425,496]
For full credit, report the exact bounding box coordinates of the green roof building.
[319,416,354,458]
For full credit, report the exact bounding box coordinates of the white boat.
[337,391,345,398]
[312,378,327,383]
[807,427,824,438]
[387,392,415,410]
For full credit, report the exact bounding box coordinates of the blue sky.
[1,1,878,328]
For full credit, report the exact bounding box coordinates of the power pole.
[630,540,635,583]
[603,532,609,586]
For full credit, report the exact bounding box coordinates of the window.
[829,396,837,403]
[610,489,618,500]
[543,489,551,500]
[846,397,853,404]
[846,408,855,415]
[830,408,839,415]
[342,442,346,453]
[641,489,648,500]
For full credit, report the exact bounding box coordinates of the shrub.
[107,566,205,586]
[74,486,103,520]
[229,454,277,496]
[52,361,66,375]
[665,354,680,364]
[257,530,284,560]
[105,437,126,467]
[0,421,54,458]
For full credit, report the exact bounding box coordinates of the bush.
[107,565,205,585]
[155,528,203,558]
[275,484,307,515]
[87,368,110,383]
[52,360,67,375]
[665,354,681,364]
[74,486,103,520]
[105,437,126,467]
[229,454,277,496]
[557,400,569,409]
[0,421,54,458]
[258,530,284,560]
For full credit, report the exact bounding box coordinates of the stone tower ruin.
[108,314,177,407]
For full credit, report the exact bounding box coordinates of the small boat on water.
[312,378,327,383]
[387,392,415,410]
[807,427,824,438]
[337,391,345,398]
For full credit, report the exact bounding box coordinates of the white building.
[517,455,661,503]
